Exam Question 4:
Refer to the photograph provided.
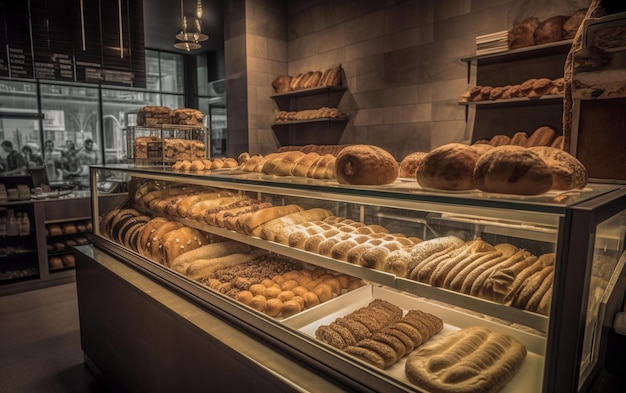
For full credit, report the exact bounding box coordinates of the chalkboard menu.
[0,0,145,87]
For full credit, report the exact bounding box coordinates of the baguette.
[525,270,554,312]
[213,202,269,228]
[185,196,239,221]
[511,266,554,309]
[186,251,266,280]
[406,236,465,277]
[292,152,321,177]
[170,240,251,272]
[260,208,333,242]
[243,204,304,236]
[173,191,224,216]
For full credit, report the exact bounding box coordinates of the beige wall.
[232,0,587,159]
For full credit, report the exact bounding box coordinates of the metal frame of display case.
[87,165,626,393]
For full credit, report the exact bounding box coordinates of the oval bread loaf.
[416,143,483,191]
[335,145,399,185]
[528,146,588,190]
[473,145,553,195]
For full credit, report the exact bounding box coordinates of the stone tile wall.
[232,0,585,158]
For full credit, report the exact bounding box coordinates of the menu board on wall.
[0,0,145,87]
[0,2,8,78]
[2,1,35,79]
[30,0,76,81]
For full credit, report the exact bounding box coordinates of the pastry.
[405,327,527,393]
[335,145,399,185]
[473,145,553,195]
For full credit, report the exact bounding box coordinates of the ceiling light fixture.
[173,0,208,51]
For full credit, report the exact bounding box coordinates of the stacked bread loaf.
[171,108,203,125]
[272,64,342,93]
[137,106,172,126]
[277,144,348,156]
[171,157,239,171]
[218,263,364,318]
[133,137,206,161]
[473,125,564,149]
[136,106,205,126]
[239,150,338,180]
[316,299,443,369]
[405,326,526,393]
[409,142,587,194]
[98,210,211,266]
[508,9,586,50]
[384,236,555,315]
[274,107,346,122]
[462,76,565,102]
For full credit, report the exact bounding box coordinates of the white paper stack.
[476,30,509,56]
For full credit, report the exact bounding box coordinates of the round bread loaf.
[473,145,553,195]
[335,145,398,185]
[399,152,427,178]
[533,15,568,45]
[528,146,588,190]
[416,143,483,191]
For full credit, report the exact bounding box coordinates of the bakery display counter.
[87,165,626,393]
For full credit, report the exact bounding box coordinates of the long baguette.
[170,240,251,272]
[243,204,304,236]
[405,236,465,277]
[260,208,333,243]
[511,266,554,309]
[186,250,266,280]
[214,202,271,228]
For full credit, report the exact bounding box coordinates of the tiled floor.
[1,281,625,393]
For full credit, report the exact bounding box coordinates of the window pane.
[0,80,38,112]
[159,52,184,93]
[102,88,161,164]
[145,49,160,91]
[40,83,100,186]
[161,94,184,110]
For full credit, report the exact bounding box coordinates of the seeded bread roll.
[335,145,399,185]
[473,145,553,195]
[416,143,482,191]
[399,152,427,178]
[528,146,588,190]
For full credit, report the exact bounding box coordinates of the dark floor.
[1,281,625,393]
[0,282,106,393]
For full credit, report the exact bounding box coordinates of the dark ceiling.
[143,0,224,54]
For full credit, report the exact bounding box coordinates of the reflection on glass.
[161,94,184,110]
[580,211,626,379]
[0,80,37,111]
[159,52,184,94]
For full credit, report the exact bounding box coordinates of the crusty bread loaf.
[160,227,208,266]
[335,145,399,185]
[399,152,427,178]
[272,75,292,93]
[304,71,322,88]
[137,106,171,126]
[508,17,539,49]
[534,15,568,45]
[525,126,557,147]
[291,152,321,177]
[510,131,529,146]
[405,326,526,393]
[243,204,304,236]
[260,208,333,243]
[147,221,184,262]
[564,9,587,39]
[262,151,305,176]
[170,240,251,272]
[528,146,588,190]
[473,145,553,195]
[416,143,482,191]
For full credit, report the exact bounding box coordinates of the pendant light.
[174,0,208,51]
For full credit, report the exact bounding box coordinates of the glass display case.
[88,165,626,393]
